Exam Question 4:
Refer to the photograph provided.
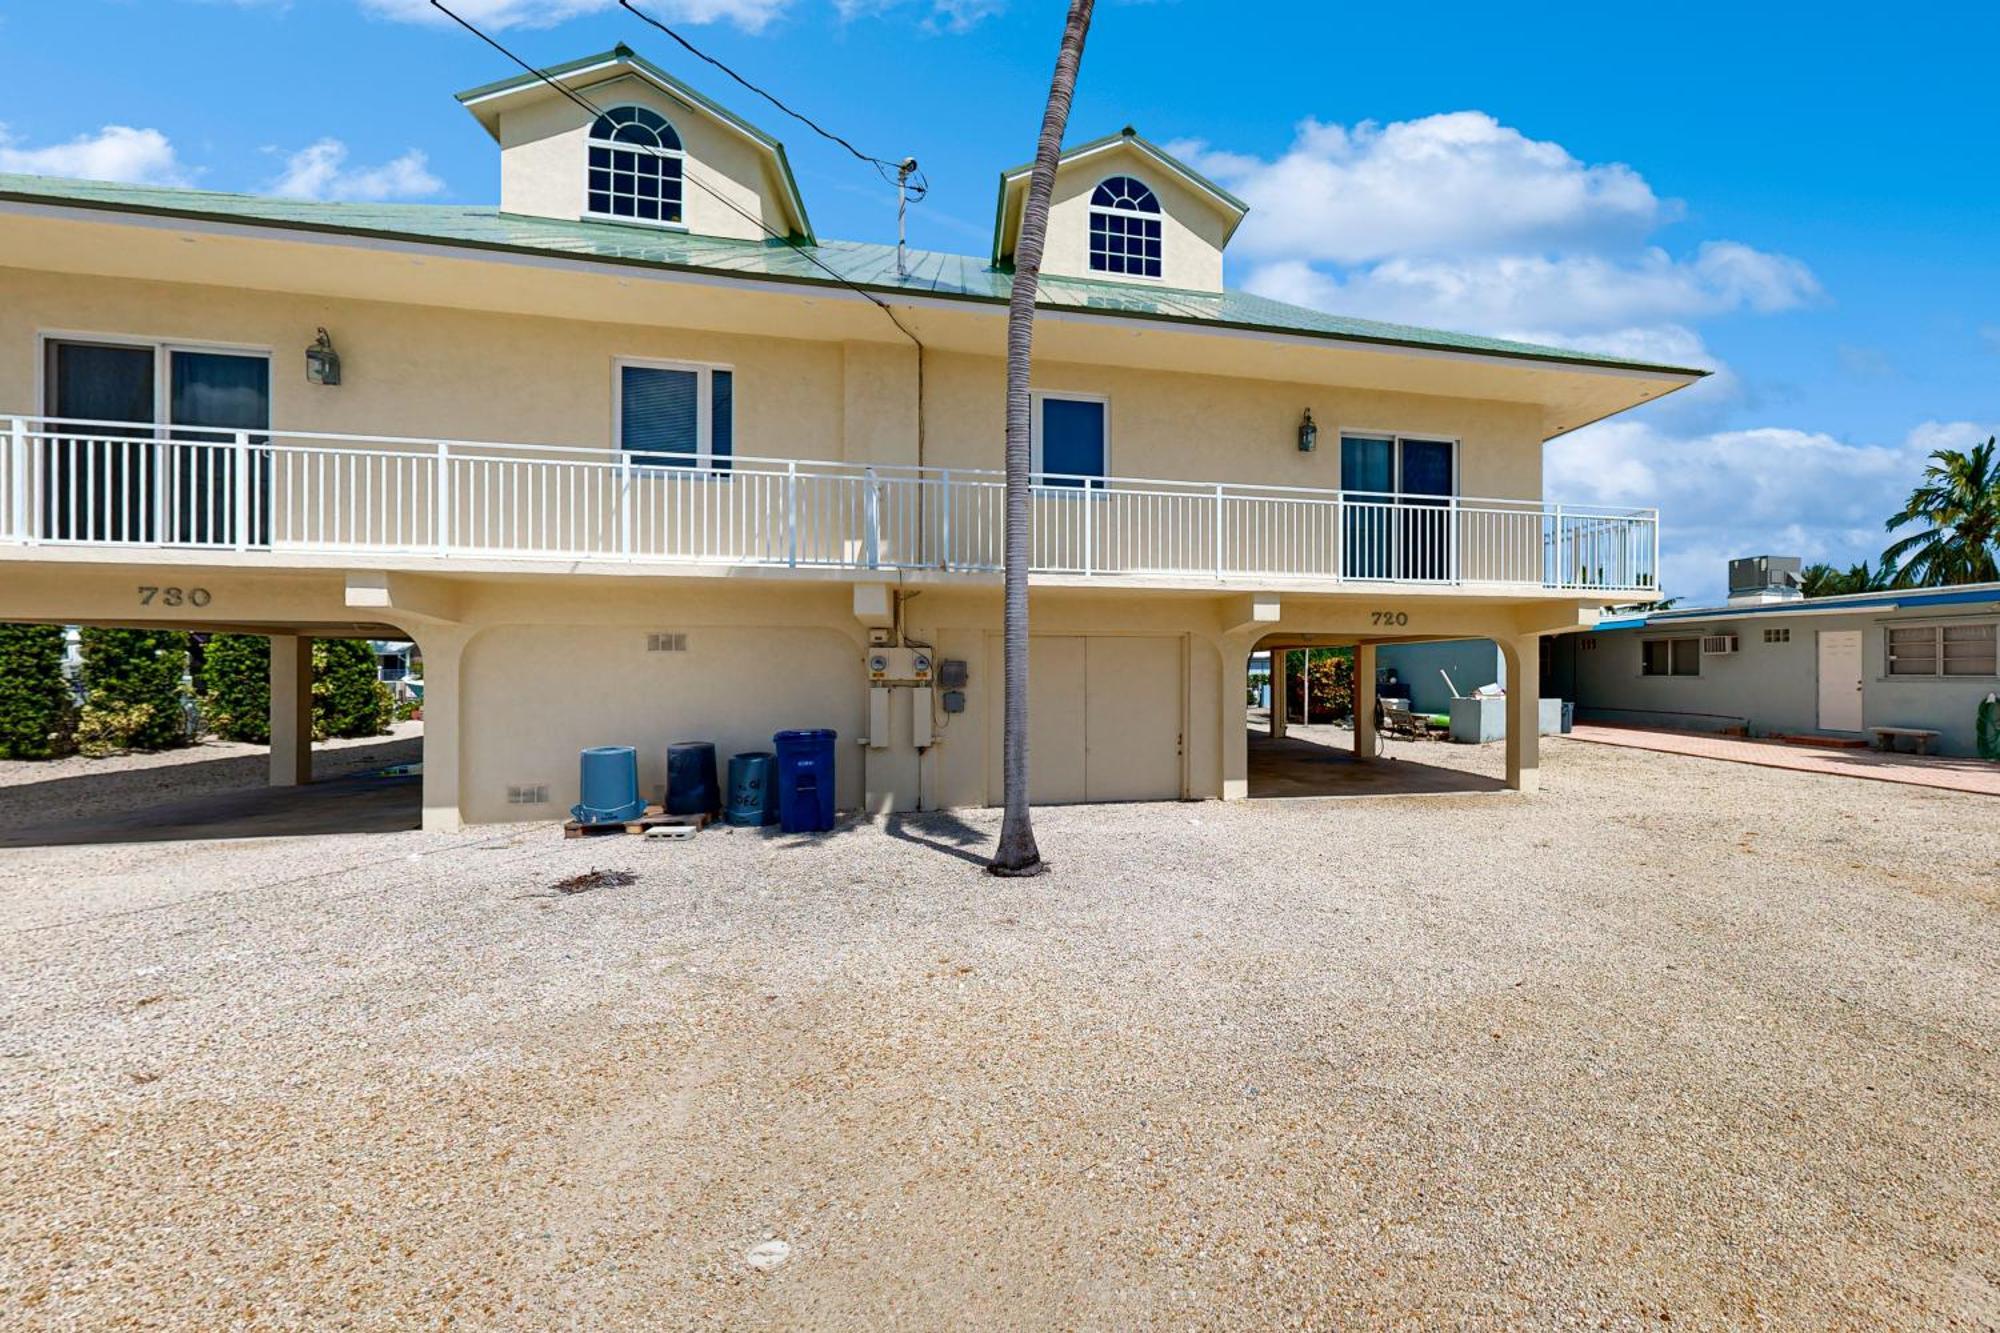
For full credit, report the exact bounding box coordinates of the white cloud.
[0,123,191,186]
[359,0,789,30]
[1549,418,1997,603]
[1243,243,1818,340]
[1175,113,1664,266]
[268,139,444,201]
[834,0,1003,28]
[1177,112,1820,357]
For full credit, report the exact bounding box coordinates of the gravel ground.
[1,735,1995,1328]
[0,724,423,838]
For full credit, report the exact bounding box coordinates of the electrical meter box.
[866,647,934,684]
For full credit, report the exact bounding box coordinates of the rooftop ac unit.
[1701,634,1739,655]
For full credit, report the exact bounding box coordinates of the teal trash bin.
[726,751,778,827]
[572,745,646,824]
[773,729,837,833]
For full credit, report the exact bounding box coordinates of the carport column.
[268,634,313,788]
[1218,628,1262,800]
[1500,634,1541,793]
[1353,643,1377,759]
[417,627,470,833]
[1270,649,1287,739]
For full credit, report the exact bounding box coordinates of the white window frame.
[582,105,689,232]
[1885,620,1998,679]
[1640,636,1702,678]
[1029,389,1112,487]
[36,329,275,429]
[613,356,734,470]
[1086,175,1165,282]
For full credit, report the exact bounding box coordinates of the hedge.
[312,638,395,740]
[78,627,191,755]
[0,624,76,760]
[202,634,272,744]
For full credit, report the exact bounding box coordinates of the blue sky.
[2,0,1995,601]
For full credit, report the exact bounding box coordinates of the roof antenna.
[896,157,918,278]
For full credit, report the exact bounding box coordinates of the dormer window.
[588,105,684,225]
[1089,175,1161,278]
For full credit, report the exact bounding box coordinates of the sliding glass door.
[1339,433,1456,581]
[43,340,270,545]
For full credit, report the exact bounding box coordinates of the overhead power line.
[617,0,928,200]
[426,0,928,457]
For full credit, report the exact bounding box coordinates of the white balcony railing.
[0,416,1659,592]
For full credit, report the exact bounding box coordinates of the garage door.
[986,635,1183,805]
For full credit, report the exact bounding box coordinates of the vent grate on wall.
[507,784,550,805]
[647,632,689,653]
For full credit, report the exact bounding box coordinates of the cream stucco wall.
[1023,141,1233,293]
[493,74,795,242]
[2,266,1548,502]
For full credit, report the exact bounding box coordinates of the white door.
[1817,630,1864,731]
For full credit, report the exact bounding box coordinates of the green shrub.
[202,634,272,744]
[0,624,77,760]
[78,628,190,753]
[312,638,394,740]
[1284,648,1355,725]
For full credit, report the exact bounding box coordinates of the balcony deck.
[1,417,1659,596]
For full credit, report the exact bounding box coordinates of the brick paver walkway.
[1565,724,2000,796]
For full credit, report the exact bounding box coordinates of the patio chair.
[1376,695,1429,741]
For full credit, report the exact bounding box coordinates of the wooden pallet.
[563,806,714,839]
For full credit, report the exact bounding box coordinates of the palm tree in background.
[1799,560,1888,598]
[991,0,1094,877]
[1880,437,2000,587]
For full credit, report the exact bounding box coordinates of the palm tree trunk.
[990,0,1094,876]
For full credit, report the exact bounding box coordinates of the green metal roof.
[0,172,1708,378]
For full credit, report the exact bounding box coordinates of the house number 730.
[138,586,212,608]
[1370,610,1409,626]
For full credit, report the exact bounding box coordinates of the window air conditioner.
[1700,634,1739,655]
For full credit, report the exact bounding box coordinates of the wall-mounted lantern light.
[1297,407,1318,453]
[305,327,342,386]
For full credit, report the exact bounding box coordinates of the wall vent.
[507,783,550,805]
[1700,634,1739,656]
[647,632,688,653]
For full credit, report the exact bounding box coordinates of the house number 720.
[1370,610,1409,626]
[138,586,212,608]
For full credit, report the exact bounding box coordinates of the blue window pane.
[1040,398,1105,487]
[710,370,733,472]
[1340,436,1394,494]
[622,366,699,465]
[1400,439,1454,497]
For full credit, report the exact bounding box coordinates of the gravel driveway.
[1,737,1994,1327]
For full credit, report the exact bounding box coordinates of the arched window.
[1089,175,1161,277]
[588,105,684,224]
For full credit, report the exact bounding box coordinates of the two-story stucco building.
[0,46,1701,830]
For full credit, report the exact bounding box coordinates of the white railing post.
[1447,493,1461,583]
[8,418,27,544]
[864,466,880,569]
[939,469,953,571]
[1552,502,1565,588]
[619,455,633,558]
[1083,479,1095,577]
[1213,483,1225,579]
[1650,509,1660,593]
[232,430,251,552]
[785,460,800,567]
[434,440,451,556]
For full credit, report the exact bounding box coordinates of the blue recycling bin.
[571,745,646,824]
[772,729,837,833]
